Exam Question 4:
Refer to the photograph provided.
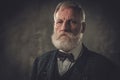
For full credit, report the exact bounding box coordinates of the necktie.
[57,51,75,62]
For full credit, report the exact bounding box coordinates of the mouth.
[57,34,69,40]
[60,34,67,36]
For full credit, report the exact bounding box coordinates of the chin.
[52,35,78,52]
[51,31,83,51]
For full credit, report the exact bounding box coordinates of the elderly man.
[31,1,119,80]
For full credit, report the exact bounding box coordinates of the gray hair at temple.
[54,1,86,22]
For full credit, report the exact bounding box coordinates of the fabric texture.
[31,45,120,80]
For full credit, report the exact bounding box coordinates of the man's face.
[52,7,84,52]
[54,7,82,37]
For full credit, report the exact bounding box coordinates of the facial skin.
[54,7,82,36]
[52,7,85,52]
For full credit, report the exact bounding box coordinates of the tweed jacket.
[31,46,120,80]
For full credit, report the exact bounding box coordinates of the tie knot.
[57,51,75,62]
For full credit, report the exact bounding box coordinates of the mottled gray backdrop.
[0,0,120,80]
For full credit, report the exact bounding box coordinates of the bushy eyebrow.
[55,17,77,21]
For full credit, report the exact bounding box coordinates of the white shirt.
[57,43,82,75]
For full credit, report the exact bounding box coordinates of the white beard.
[51,31,83,52]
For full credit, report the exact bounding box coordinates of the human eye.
[70,20,77,24]
[56,19,63,24]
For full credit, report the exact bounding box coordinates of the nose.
[61,21,70,32]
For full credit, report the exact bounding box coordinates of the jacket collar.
[46,45,89,80]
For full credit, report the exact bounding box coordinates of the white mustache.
[56,32,72,40]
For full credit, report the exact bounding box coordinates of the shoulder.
[87,50,110,63]
[38,50,57,58]
[85,47,120,72]
[84,47,120,79]
[33,50,58,65]
[31,50,58,73]
[82,46,118,69]
[84,46,113,65]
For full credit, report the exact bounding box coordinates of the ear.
[81,22,86,33]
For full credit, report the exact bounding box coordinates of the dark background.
[0,0,120,80]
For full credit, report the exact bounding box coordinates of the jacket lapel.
[46,50,58,80]
[46,46,89,80]
[69,46,89,80]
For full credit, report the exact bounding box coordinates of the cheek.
[72,25,81,35]
[54,24,59,33]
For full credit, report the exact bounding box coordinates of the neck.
[59,42,82,60]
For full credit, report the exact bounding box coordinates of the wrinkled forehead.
[54,1,85,22]
[58,5,81,15]
[55,7,82,21]
[56,7,80,19]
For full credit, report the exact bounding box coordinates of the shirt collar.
[59,42,82,60]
